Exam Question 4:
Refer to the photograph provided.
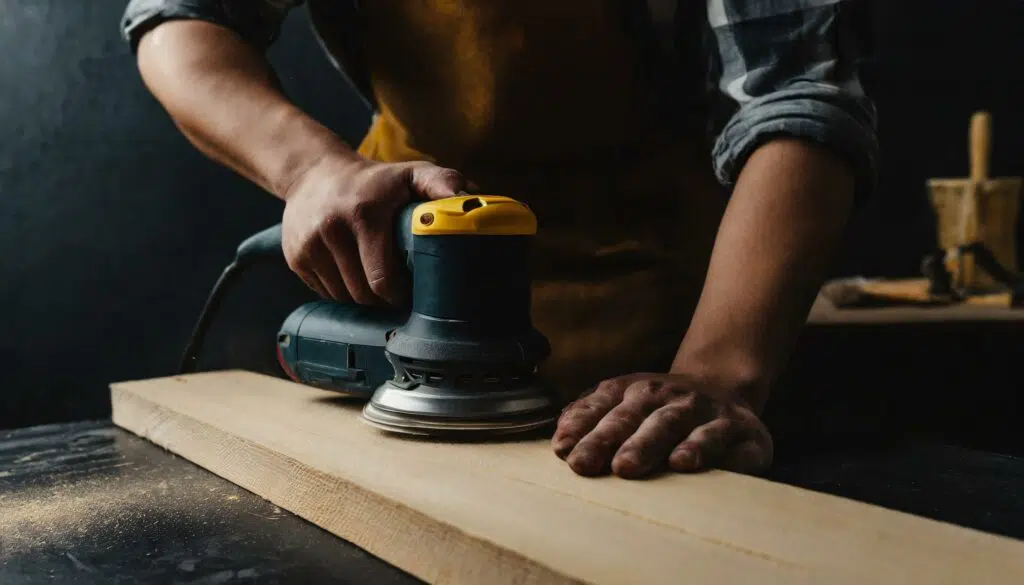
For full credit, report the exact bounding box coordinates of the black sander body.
[180,195,559,437]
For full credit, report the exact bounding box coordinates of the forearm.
[136,20,356,199]
[672,139,856,409]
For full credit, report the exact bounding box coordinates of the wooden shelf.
[807,295,1024,325]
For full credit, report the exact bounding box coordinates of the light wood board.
[111,371,1024,585]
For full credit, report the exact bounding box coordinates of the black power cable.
[178,224,285,374]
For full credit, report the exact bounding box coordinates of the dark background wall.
[1,1,1022,430]
[838,0,1024,278]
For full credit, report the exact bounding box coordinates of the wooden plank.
[111,371,1024,585]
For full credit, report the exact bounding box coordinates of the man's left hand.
[551,373,773,479]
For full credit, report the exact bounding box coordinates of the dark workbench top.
[0,421,421,585]
[3,421,1024,584]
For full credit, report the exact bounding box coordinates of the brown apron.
[346,0,726,401]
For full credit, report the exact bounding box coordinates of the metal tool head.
[361,380,558,438]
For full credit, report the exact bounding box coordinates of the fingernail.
[611,454,645,479]
[673,448,700,471]
[552,439,575,459]
[567,453,603,476]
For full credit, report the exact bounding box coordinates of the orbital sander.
[179,195,559,437]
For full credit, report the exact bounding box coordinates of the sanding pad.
[361,382,559,438]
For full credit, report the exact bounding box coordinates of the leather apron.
[318,0,726,401]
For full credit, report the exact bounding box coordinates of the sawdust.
[3,477,140,555]
[0,467,241,557]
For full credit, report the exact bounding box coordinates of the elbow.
[712,82,879,207]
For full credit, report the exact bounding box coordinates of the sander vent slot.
[462,197,484,212]
[404,366,445,385]
[393,356,538,392]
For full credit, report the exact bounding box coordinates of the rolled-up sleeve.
[121,0,302,53]
[706,0,879,202]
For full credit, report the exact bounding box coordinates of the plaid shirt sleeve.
[120,0,303,52]
[705,0,879,201]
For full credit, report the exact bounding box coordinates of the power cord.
[178,224,284,374]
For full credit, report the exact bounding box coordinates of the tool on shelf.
[819,111,1023,310]
[927,111,1022,293]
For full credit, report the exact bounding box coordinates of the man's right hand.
[281,155,466,306]
[133,20,465,305]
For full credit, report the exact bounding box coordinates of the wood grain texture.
[111,371,1024,585]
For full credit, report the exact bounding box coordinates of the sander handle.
[180,203,420,374]
[235,201,420,269]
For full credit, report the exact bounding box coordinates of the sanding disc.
[361,402,557,437]
[360,380,559,438]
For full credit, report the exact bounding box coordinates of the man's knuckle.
[289,239,319,268]
[621,381,652,402]
[314,214,343,239]
[697,425,730,449]
[584,436,616,452]
[570,400,599,413]
[653,404,689,426]
[637,379,665,395]
[668,384,690,398]
[621,382,641,400]
[746,421,772,447]
[571,389,605,408]
[734,403,761,423]
[671,392,697,410]
[346,197,380,226]
[687,393,714,416]
[556,413,584,431]
[366,267,388,291]
[436,167,462,183]
[604,409,642,429]
[716,418,737,437]
[284,252,304,272]
[594,379,627,400]
[558,413,590,430]
[366,266,386,283]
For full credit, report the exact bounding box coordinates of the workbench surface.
[1,421,421,585]
[3,421,1024,584]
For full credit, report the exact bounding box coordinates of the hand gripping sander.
[179,195,559,437]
